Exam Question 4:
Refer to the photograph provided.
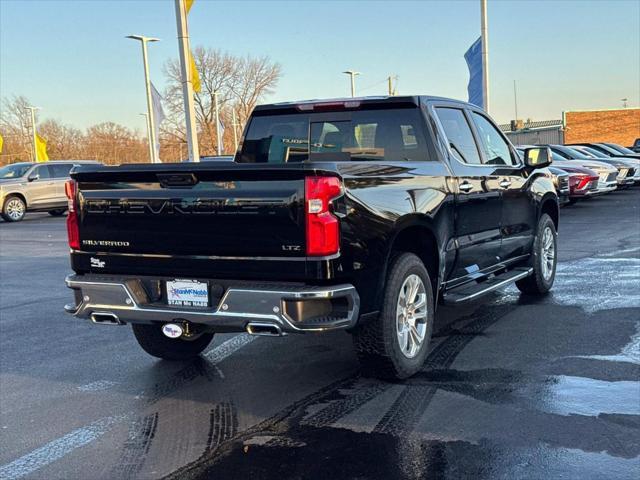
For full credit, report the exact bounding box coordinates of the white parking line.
[0,415,128,480]
[0,334,257,479]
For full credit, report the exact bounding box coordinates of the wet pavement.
[1,188,639,480]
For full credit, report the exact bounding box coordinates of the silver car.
[0,161,97,222]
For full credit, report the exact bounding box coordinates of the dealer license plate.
[166,279,209,307]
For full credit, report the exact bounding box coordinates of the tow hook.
[162,322,185,338]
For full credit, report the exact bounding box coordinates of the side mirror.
[523,147,552,168]
[27,174,39,182]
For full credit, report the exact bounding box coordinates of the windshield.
[238,107,430,163]
[605,143,635,155]
[577,146,606,158]
[559,146,591,159]
[0,164,32,179]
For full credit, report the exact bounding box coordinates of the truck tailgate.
[73,164,307,259]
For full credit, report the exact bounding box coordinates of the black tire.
[516,213,557,295]
[48,209,66,216]
[352,252,434,380]
[2,195,26,222]
[132,323,214,360]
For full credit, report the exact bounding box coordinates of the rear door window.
[434,107,482,164]
[50,164,73,178]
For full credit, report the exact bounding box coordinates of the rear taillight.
[65,179,80,250]
[305,176,343,256]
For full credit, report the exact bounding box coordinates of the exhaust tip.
[246,322,283,337]
[90,312,123,325]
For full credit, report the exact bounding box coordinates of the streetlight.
[126,34,160,163]
[25,106,40,162]
[343,70,361,97]
[213,90,222,155]
[139,113,151,155]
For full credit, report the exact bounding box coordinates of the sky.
[1,0,638,133]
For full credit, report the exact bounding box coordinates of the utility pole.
[126,35,160,163]
[231,109,239,152]
[388,75,398,96]
[25,106,39,162]
[213,90,222,155]
[139,112,152,160]
[174,0,200,162]
[513,80,519,120]
[343,70,361,97]
[480,0,490,113]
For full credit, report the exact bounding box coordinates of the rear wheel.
[352,253,434,380]
[2,195,26,222]
[132,323,214,360]
[516,213,557,295]
[48,209,66,216]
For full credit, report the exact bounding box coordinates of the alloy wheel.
[541,226,555,281]
[396,274,428,358]
[5,199,25,221]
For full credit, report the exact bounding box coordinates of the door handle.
[459,182,473,192]
[499,180,511,188]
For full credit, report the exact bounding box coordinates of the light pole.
[343,70,361,97]
[231,109,239,152]
[213,90,222,154]
[139,113,152,158]
[25,106,40,162]
[126,34,160,163]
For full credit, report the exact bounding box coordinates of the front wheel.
[132,323,214,360]
[516,213,557,295]
[352,252,434,380]
[2,196,26,222]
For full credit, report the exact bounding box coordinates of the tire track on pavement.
[0,334,256,480]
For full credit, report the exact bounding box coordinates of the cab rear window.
[237,108,430,163]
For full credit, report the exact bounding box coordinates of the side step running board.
[442,267,533,305]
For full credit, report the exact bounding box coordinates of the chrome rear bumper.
[65,274,360,334]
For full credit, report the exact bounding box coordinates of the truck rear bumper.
[65,274,360,334]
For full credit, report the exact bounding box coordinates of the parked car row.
[517,142,639,205]
[0,161,99,222]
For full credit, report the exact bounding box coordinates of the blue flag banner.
[464,37,484,109]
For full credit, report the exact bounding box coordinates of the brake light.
[65,179,80,250]
[305,176,342,256]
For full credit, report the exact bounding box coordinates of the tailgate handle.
[157,173,198,188]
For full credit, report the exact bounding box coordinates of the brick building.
[563,108,640,146]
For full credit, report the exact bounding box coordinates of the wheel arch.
[377,215,443,309]
[539,193,559,232]
[3,192,28,209]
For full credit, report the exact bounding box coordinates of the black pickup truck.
[64,96,558,379]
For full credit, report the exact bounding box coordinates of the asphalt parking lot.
[1,189,639,480]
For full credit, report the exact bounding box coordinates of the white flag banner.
[151,82,166,160]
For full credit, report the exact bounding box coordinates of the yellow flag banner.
[186,0,194,14]
[0,133,4,154]
[36,134,49,162]
[189,50,201,93]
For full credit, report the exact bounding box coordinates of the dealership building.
[500,107,639,146]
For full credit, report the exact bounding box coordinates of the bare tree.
[39,119,84,159]
[0,95,35,161]
[163,47,281,155]
[231,55,282,130]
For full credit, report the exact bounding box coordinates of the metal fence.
[505,127,564,146]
